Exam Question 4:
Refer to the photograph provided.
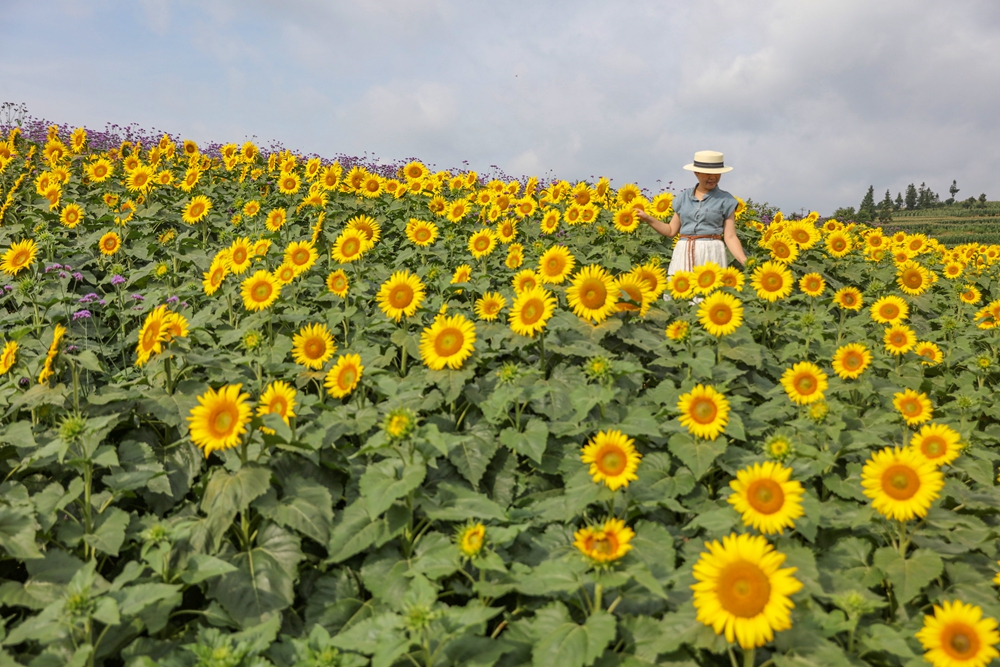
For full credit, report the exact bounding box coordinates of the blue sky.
[3,0,1000,214]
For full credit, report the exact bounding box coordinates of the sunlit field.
[1,119,1000,667]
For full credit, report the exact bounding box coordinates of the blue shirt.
[675,187,738,235]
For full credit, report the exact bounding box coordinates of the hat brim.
[683,164,733,174]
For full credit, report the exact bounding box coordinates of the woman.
[636,150,747,275]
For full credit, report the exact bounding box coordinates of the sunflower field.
[2,120,1000,667]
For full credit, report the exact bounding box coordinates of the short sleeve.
[721,194,738,220]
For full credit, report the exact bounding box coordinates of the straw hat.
[683,150,733,174]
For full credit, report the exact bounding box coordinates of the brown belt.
[679,234,722,270]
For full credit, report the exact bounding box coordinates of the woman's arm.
[723,216,747,266]
[637,210,680,238]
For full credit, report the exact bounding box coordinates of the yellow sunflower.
[751,261,793,302]
[693,262,723,294]
[474,292,507,321]
[667,271,697,300]
[420,313,476,370]
[508,286,557,337]
[402,160,428,181]
[468,229,498,259]
[98,232,121,256]
[677,384,730,440]
[240,270,281,311]
[915,341,943,365]
[615,273,653,316]
[456,523,486,558]
[916,600,1000,667]
[512,269,540,295]
[346,214,382,244]
[727,461,804,535]
[566,265,618,324]
[1,239,38,276]
[537,245,576,284]
[451,264,472,285]
[326,269,349,297]
[861,446,943,521]
[505,244,524,270]
[884,324,917,355]
[665,320,690,342]
[203,254,229,296]
[909,423,962,466]
[284,240,319,276]
[831,343,871,380]
[698,291,744,337]
[960,285,981,305]
[181,195,212,224]
[406,218,438,247]
[612,208,640,233]
[540,209,561,234]
[631,262,668,300]
[767,235,799,264]
[37,324,66,385]
[893,389,933,425]
[257,380,297,426]
[691,532,803,649]
[292,323,337,370]
[265,207,287,232]
[832,286,863,311]
[330,228,371,264]
[277,171,301,195]
[59,203,84,229]
[580,429,642,491]
[187,384,253,458]
[377,270,426,322]
[273,262,298,286]
[0,341,17,375]
[325,353,364,398]
[135,305,169,366]
[870,295,909,324]
[228,237,254,275]
[573,518,635,564]
[897,260,932,296]
[825,230,852,257]
[798,272,825,297]
[780,362,828,405]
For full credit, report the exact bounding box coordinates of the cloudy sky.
[2,0,999,214]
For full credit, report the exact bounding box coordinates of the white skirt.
[666,238,727,275]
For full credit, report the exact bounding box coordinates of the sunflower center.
[545,258,564,275]
[596,445,627,476]
[844,352,862,370]
[921,436,945,458]
[717,560,771,618]
[690,397,718,425]
[521,300,542,325]
[191,203,204,217]
[391,285,414,307]
[475,237,489,251]
[794,373,817,395]
[252,282,273,301]
[232,248,248,265]
[832,239,846,251]
[581,280,607,309]
[763,274,782,290]
[342,238,360,256]
[270,398,287,416]
[591,533,617,556]
[415,229,430,242]
[434,327,464,357]
[141,325,159,350]
[882,464,920,500]
[943,624,979,659]
[338,367,356,389]
[746,479,785,515]
[304,338,326,359]
[710,305,732,325]
[842,294,857,306]
[293,250,309,265]
[774,244,789,258]
[11,250,29,267]
[901,400,920,416]
[880,305,899,319]
[210,405,237,437]
[698,272,715,288]
[904,271,922,288]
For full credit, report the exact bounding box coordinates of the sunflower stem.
[742,647,756,667]
[592,584,603,614]
[727,645,740,667]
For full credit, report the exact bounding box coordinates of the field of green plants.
[888,207,1000,246]
[2,121,1000,667]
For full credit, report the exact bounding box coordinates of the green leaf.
[499,419,549,463]
[421,483,507,522]
[359,456,426,518]
[0,505,43,559]
[199,465,272,552]
[531,602,617,667]
[0,421,36,449]
[208,523,304,628]
[327,500,388,564]
[330,611,409,667]
[255,475,334,544]
[446,428,498,487]
[82,508,129,556]
[668,433,726,479]
[181,554,239,585]
[109,583,181,619]
[873,547,943,604]
[514,558,590,595]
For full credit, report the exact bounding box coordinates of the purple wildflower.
[19,378,29,388]
[72,310,91,321]
[45,264,63,273]
[64,265,72,271]
[58,271,68,279]
[131,306,144,311]
[66,345,79,353]
[111,275,125,286]
[167,295,179,304]
[180,301,189,309]
[98,299,106,306]
[131,294,144,301]
[4,285,13,292]
[72,272,83,281]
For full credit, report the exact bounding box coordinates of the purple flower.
[111,275,125,286]
[45,264,63,273]
[72,272,83,281]
[65,345,79,353]
[4,285,13,292]
[131,294,144,301]
[19,378,29,388]
[72,310,91,320]
[167,295,179,304]
[64,265,72,271]
[98,299,106,306]
[58,271,68,279]
[180,301,189,309]
[131,305,144,311]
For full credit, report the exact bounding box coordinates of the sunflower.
[456,523,486,558]
[768,235,799,264]
[665,320,690,342]
[86,158,113,183]
[612,208,640,233]
[505,244,524,270]
[257,380,297,428]
[861,446,943,521]
[326,269,349,297]
[126,164,155,193]
[667,271,697,300]
[277,171,301,195]
[292,323,336,370]
[631,262,668,300]
[325,354,364,398]
[496,218,518,243]
[474,292,507,321]
[896,260,932,296]
[0,341,17,375]
[508,286,557,337]
[691,532,803,649]
[228,237,254,275]
[540,209,561,234]
[273,262,298,286]
[580,429,642,491]
[203,254,229,296]
[330,229,370,264]
[419,313,476,370]
[403,160,428,181]
[870,295,909,324]
[825,230,852,257]
[566,265,618,324]
[831,343,871,380]
[916,600,1000,667]
[406,219,438,246]
[59,203,84,229]
[909,423,962,466]
[798,272,825,297]
[615,273,653,316]
[1,239,38,275]
[451,264,472,285]
[915,341,943,366]
[241,270,281,311]
[785,221,820,249]
[693,262,723,294]
[833,286,863,311]
[135,305,169,366]
[573,518,635,564]
[698,291,744,337]
[512,269,540,294]
[720,267,745,291]
[728,461,805,535]
[284,240,318,275]
[960,285,981,305]
[187,384,253,458]
[537,246,576,284]
[181,195,212,224]
[377,270,426,322]
[677,384,730,440]
[37,324,66,384]
[615,183,641,206]
[884,324,917,355]
[893,389,933,425]
[780,362,828,405]
[265,208,287,232]
[943,261,965,280]
[468,229,498,259]
[751,261,793,302]
[346,214,382,244]
[98,232,121,256]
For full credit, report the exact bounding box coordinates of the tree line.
[832,181,989,223]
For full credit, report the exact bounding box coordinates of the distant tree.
[895,192,903,210]
[980,193,988,204]
[878,190,894,223]
[949,180,960,199]
[858,185,877,223]
[832,206,856,220]
[905,183,917,210]
[917,182,929,208]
